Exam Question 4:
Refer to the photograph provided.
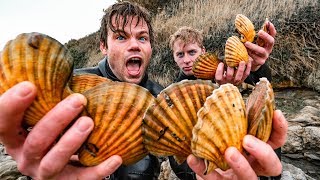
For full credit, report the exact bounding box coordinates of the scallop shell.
[142,80,218,164]
[256,18,270,47]
[78,81,155,166]
[246,77,275,142]
[191,83,247,174]
[225,36,249,67]
[235,14,256,43]
[0,33,73,126]
[192,52,221,80]
[70,73,112,94]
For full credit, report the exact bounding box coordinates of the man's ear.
[201,46,206,54]
[100,41,108,55]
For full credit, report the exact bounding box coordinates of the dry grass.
[153,0,316,43]
[68,0,319,89]
[149,0,319,87]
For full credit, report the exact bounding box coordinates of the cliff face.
[279,89,320,179]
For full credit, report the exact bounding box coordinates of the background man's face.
[172,39,205,76]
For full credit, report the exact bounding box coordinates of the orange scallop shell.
[142,80,218,164]
[70,73,112,94]
[78,81,155,166]
[192,52,221,80]
[235,14,256,43]
[225,36,249,67]
[191,83,247,174]
[246,77,275,142]
[0,33,73,126]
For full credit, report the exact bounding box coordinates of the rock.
[282,105,320,179]
[0,145,28,180]
[308,68,320,92]
[281,162,316,180]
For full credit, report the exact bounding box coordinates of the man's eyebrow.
[138,30,149,35]
[113,29,127,35]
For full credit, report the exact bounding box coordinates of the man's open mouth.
[126,57,142,76]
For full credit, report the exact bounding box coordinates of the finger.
[257,30,275,53]
[225,147,257,180]
[0,81,36,149]
[187,154,222,179]
[243,135,282,176]
[267,21,277,38]
[226,66,234,82]
[233,61,246,85]
[245,42,268,61]
[52,155,122,180]
[22,93,87,161]
[242,59,252,81]
[267,110,288,149]
[39,116,94,178]
[76,155,122,179]
[214,62,225,84]
[247,51,267,71]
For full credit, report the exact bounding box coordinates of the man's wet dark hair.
[100,1,154,48]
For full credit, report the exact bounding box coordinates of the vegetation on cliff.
[66,0,320,89]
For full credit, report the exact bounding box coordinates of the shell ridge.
[36,37,51,112]
[103,86,151,154]
[97,84,136,152]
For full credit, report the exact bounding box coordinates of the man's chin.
[184,71,194,76]
[124,76,143,84]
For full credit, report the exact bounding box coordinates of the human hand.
[214,60,252,86]
[0,81,122,180]
[187,110,288,179]
[245,21,277,72]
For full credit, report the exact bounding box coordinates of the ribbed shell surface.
[70,73,112,94]
[78,81,155,166]
[225,36,249,67]
[235,14,256,43]
[191,84,247,174]
[142,80,217,164]
[192,52,220,80]
[0,33,73,126]
[246,78,275,142]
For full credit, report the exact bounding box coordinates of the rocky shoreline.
[1,88,319,179]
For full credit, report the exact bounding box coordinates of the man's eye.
[189,50,196,56]
[139,37,146,42]
[116,36,125,40]
[177,53,184,58]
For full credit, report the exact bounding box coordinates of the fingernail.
[229,148,240,163]
[76,118,91,132]
[66,94,86,108]
[15,82,33,97]
[244,135,258,150]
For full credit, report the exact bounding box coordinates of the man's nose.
[128,38,141,51]
[183,56,192,64]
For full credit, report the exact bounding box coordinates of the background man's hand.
[245,21,277,72]
[214,60,251,86]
